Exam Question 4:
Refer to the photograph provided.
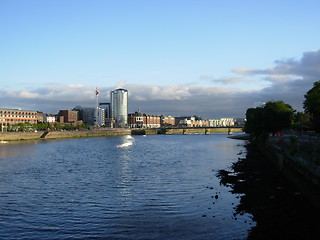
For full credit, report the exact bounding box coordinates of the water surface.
[0,134,253,239]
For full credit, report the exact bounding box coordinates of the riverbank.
[0,127,243,142]
[0,129,132,142]
[217,142,320,239]
[259,136,320,209]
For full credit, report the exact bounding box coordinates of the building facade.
[160,115,175,127]
[99,102,111,119]
[58,110,78,123]
[128,111,161,128]
[110,88,128,128]
[208,118,235,127]
[43,114,56,123]
[0,108,37,131]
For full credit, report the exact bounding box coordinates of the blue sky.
[1,0,320,117]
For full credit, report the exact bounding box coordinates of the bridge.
[132,126,243,135]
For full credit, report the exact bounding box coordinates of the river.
[0,134,318,239]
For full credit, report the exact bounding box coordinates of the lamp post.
[0,119,3,132]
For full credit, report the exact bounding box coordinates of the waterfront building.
[208,118,235,127]
[99,102,111,119]
[160,115,175,127]
[37,112,57,123]
[58,110,78,123]
[99,102,111,127]
[128,111,144,128]
[73,105,106,127]
[110,88,128,128]
[74,106,95,126]
[96,107,105,126]
[175,116,196,127]
[37,112,44,122]
[43,114,56,123]
[128,110,161,128]
[0,108,37,131]
[145,114,161,128]
[234,118,246,127]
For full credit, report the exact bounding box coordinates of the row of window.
[0,111,36,115]
[0,119,37,122]
[0,115,37,118]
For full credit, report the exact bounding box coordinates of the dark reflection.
[217,142,320,239]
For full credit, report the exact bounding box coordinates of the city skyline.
[1,1,319,118]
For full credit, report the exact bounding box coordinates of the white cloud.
[0,50,318,118]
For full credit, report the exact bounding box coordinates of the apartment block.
[0,108,37,127]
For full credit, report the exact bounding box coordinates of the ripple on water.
[0,134,254,240]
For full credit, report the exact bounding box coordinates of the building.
[145,114,161,128]
[58,110,78,123]
[99,102,111,119]
[74,106,95,126]
[128,111,144,128]
[95,107,105,126]
[128,111,161,128]
[208,118,235,127]
[234,118,246,127]
[0,108,37,131]
[110,88,128,128]
[160,115,175,127]
[175,116,195,127]
[43,114,56,123]
[99,102,111,127]
[37,112,44,122]
[73,106,106,126]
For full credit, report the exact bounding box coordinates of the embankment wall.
[0,129,131,141]
[161,127,242,134]
[260,140,320,209]
[0,127,243,141]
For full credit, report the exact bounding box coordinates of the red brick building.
[128,111,161,128]
[58,110,78,123]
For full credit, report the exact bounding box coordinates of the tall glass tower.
[110,88,128,127]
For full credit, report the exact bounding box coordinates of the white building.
[43,114,56,123]
[208,118,235,127]
[95,107,105,126]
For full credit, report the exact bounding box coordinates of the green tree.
[18,123,26,131]
[263,101,295,135]
[245,100,294,139]
[304,81,320,132]
[244,107,265,137]
[292,112,311,132]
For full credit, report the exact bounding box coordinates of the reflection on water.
[117,135,135,148]
[0,141,38,158]
[0,134,253,240]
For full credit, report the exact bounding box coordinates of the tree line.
[4,122,89,132]
[245,81,320,139]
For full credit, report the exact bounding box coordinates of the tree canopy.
[304,81,320,132]
[245,101,294,139]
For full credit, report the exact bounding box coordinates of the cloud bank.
[1,50,319,118]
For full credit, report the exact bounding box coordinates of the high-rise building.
[110,88,128,128]
[99,102,111,119]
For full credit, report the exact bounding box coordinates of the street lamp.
[0,119,3,132]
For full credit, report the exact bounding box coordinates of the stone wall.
[260,139,320,209]
[0,129,132,141]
